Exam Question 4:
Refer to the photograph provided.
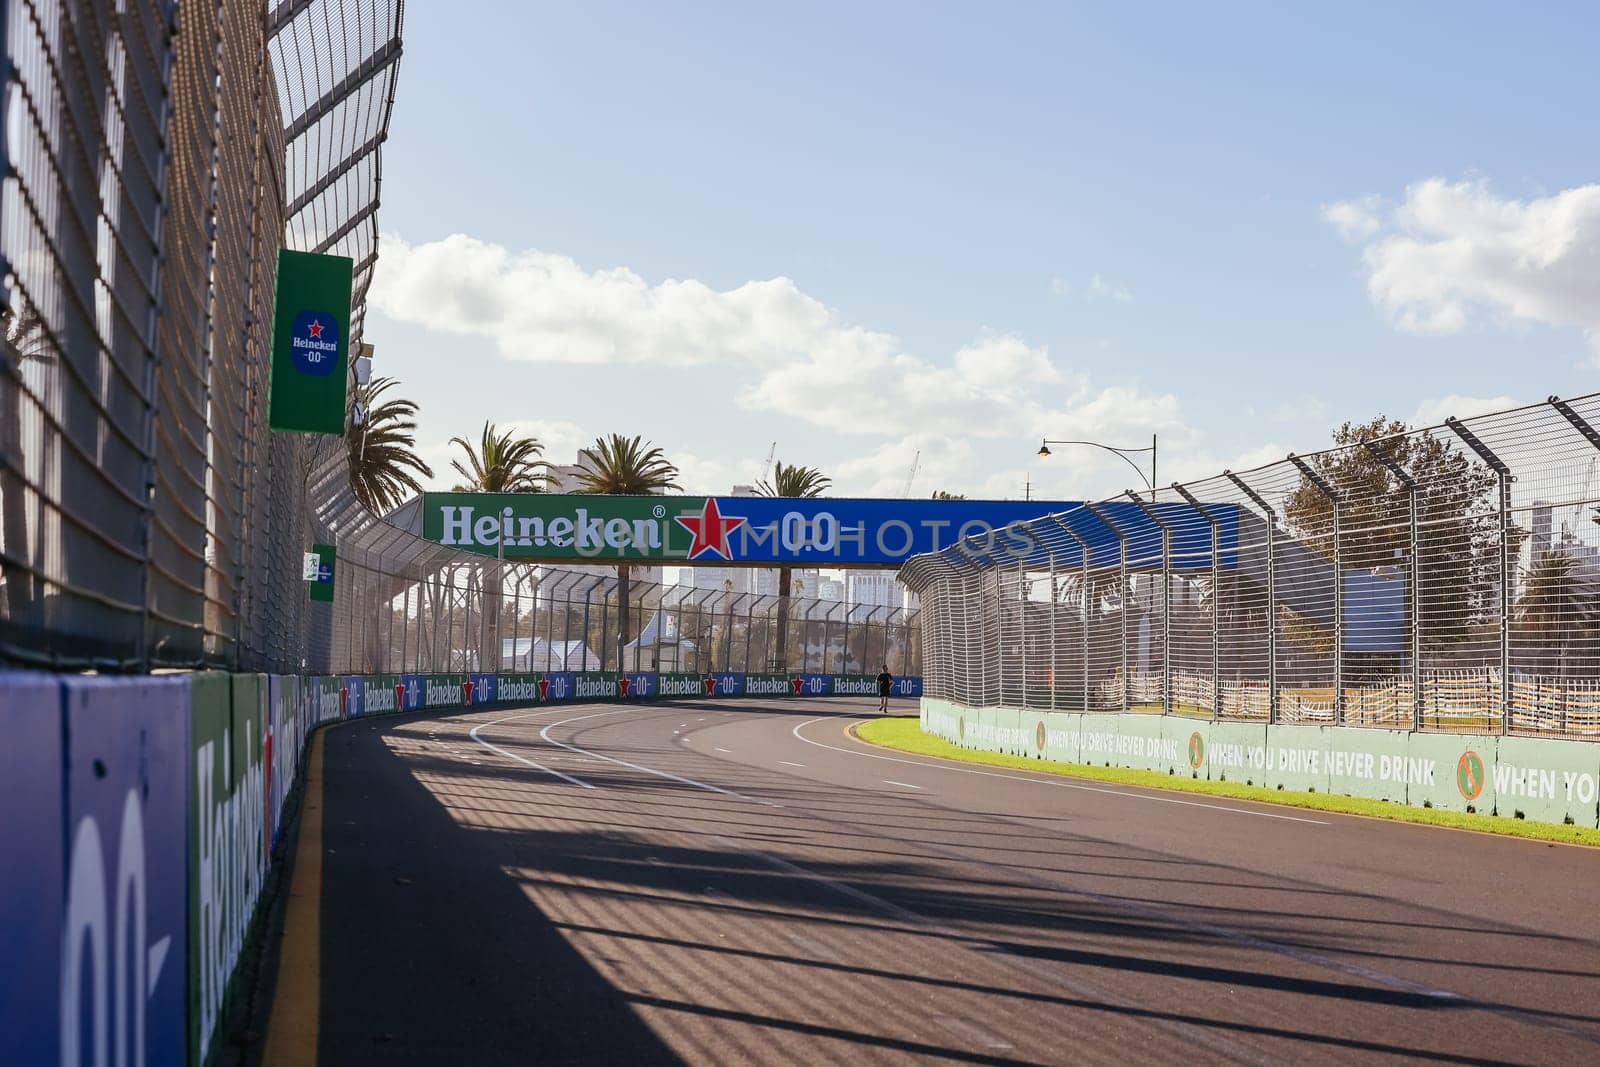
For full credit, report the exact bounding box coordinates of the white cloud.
[1050,276,1072,296]
[378,233,1184,447]
[830,435,981,498]
[1325,179,1600,353]
[372,234,833,367]
[1087,273,1133,302]
[1270,394,1328,425]
[1322,195,1382,242]
[1410,394,1521,429]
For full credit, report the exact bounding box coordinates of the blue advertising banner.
[891,675,924,698]
[62,675,190,1067]
[793,673,834,697]
[707,671,745,697]
[342,675,367,718]
[539,672,576,702]
[0,674,64,1064]
[419,493,1238,568]
[399,673,425,711]
[622,672,654,700]
[469,673,498,705]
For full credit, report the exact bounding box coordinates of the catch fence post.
[1227,472,1280,723]
[1447,417,1513,735]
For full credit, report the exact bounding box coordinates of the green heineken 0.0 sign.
[418,492,1097,566]
[268,249,353,434]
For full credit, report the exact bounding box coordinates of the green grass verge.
[854,716,1600,848]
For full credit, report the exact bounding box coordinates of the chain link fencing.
[902,394,1600,739]
[0,0,919,677]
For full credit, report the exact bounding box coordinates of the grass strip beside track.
[854,716,1600,848]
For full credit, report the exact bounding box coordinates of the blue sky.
[368,1,1600,500]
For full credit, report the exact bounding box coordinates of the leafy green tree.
[573,434,681,656]
[1284,416,1511,651]
[347,376,434,513]
[756,461,832,669]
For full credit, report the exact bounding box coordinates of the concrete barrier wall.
[1,666,922,1064]
[921,697,1600,828]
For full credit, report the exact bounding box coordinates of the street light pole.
[1036,435,1157,499]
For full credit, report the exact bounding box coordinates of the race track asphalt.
[284,697,1600,1065]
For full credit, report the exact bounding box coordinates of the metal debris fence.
[348,559,922,677]
[0,0,917,676]
[901,394,1600,739]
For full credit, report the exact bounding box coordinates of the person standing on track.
[876,664,893,713]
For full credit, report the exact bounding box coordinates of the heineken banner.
[308,543,336,602]
[420,493,1089,566]
[268,249,353,434]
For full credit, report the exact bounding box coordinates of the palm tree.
[1517,551,1599,675]
[448,423,549,671]
[1,306,51,625]
[572,434,681,663]
[448,422,549,493]
[756,461,831,670]
[347,376,433,513]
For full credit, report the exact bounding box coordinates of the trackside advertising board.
[420,493,1094,567]
[920,698,1600,827]
[1,665,930,1062]
[267,248,353,434]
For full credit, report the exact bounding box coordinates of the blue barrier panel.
[62,675,190,1067]
[469,672,497,705]
[794,673,833,697]
[0,673,64,1063]
[399,673,425,711]
[342,675,368,717]
[623,671,655,699]
[538,672,577,702]
[708,671,744,696]
[893,676,923,698]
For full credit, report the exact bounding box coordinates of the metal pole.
[1364,442,1421,730]
[562,582,574,670]
[1173,485,1222,721]
[1446,419,1512,734]
[1019,561,1028,708]
[1087,503,1131,713]
[1226,472,1278,723]
[1048,550,1058,712]
[1289,455,1345,724]
[1125,491,1172,716]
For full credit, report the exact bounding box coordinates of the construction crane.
[902,449,920,497]
[757,441,776,484]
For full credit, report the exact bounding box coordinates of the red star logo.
[537,677,550,701]
[674,498,745,560]
[395,683,406,707]
[704,676,719,696]
[307,319,324,339]
[619,675,632,698]
[791,676,806,695]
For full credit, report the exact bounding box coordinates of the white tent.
[501,637,600,672]
[622,607,698,671]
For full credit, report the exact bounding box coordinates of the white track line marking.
[714,747,733,753]
[883,780,922,790]
[469,717,595,789]
[779,761,806,768]
[790,718,1326,824]
[540,710,782,807]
